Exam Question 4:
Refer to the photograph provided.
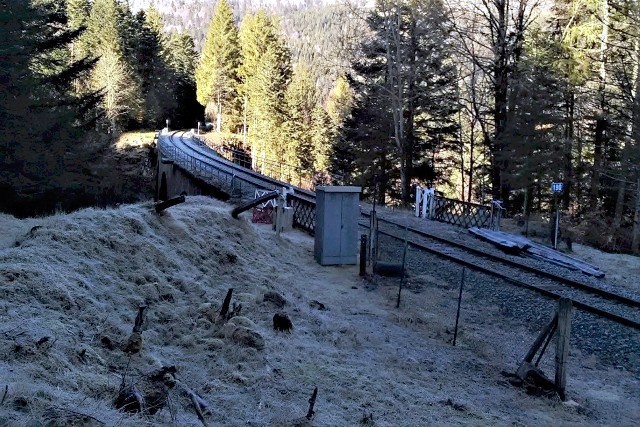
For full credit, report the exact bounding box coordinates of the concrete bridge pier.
[155,155,229,202]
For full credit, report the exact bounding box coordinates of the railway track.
[161,131,638,331]
[159,130,318,233]
[163,130,315,201]
[360,211,640,331]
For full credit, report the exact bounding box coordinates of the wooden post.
[374,219,379,264]
[306,387,318,420]
[219,288,234,321]
[359,235,367,276]
[453,268,465,346]
[553,193,560,250]
[632,174,640,254]
[275,199,283,236]
[369,209,378,265]
[428,189,435,219]
[396,227,409,308]
[555,298,572,401]
[535,321,558,367]
[522,314,558,364]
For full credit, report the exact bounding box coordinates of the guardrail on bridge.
[157,131,317,234]
[415,187,503,230]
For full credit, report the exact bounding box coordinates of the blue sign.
[551,182,563,193]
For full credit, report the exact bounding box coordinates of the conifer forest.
[1,0,639,254]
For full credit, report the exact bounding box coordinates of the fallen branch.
[189,393,208,427]
[1,384,7,405]
[155,195,185,213]
[176,380,210,427]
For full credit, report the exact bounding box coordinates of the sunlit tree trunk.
[591,0,608,207]
[633,175,640,254]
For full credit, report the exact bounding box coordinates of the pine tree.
[66,0,90,31]
[195,0,240,132]
[338,85,395,201]
[500,42,567,201]
[128,6,177,127]
[0,0,96,214]
[310,104,334,174]
[86,0,142,130]
[341,0,459,203]
[239,10,292,172]
[326,76,353,130]
[284,65,317,174]
[166,31,203,128]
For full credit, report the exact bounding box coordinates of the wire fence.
[367,225,639,382]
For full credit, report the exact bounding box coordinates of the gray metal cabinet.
[314,186,361,265]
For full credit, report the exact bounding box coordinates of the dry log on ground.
[176,380,210,427]
[373,262,404,277]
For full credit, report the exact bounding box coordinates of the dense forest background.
[1,0,639,254]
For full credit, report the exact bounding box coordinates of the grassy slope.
[0,197,637,426]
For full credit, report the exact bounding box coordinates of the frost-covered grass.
[0,197,637,426]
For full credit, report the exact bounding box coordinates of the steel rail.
[167,131,316,200]
[160,131,317,233]
[360,222,640,330]
[362,211,640,309]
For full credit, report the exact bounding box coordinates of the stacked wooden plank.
[468,227,605,277]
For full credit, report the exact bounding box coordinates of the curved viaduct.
[154,130,317,233]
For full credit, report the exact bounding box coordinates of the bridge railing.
[415,186,503,230]
[432,196,493,229]
[194,135,343,191]
[288,193,316,233]
[158,132,318,234]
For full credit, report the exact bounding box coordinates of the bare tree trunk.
[216,91,222,133]
[614,180,626,228]
[633,175,640,254]
[383,3,407,204]
[405,8,418,205]
[616,38,640,228]
[591,0,609,207]
[591,117,607,206]
[468,125,475,202]
[459,107,465,200]
[468,63,482,203]
[243,96,248,150]
[562,90,574,210]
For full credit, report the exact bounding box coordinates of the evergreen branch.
[40,56,99,87]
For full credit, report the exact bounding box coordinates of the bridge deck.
[158,130,316,232]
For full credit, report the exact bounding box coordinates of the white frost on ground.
[0,197,638,426]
